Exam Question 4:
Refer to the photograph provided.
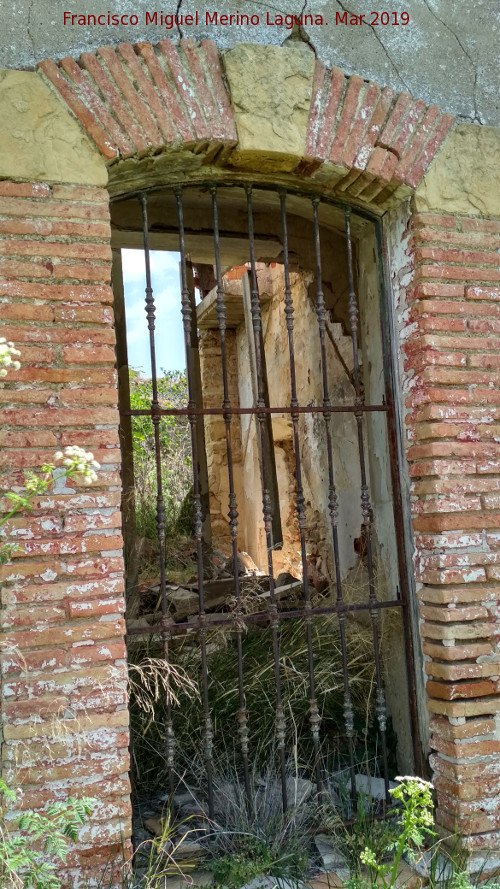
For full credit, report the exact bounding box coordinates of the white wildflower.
[54,446,100,485]
[0,338,21,376]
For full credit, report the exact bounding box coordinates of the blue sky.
[122,249,186,377]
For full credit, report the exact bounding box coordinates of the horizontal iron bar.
[110,179,382,224]
[126,597,403,637]
[121,404,389,417]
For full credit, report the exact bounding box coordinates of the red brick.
[405,113,454,187]
[414,246,500,266]
[0,182,51,198]
[329,75,364,166]
[395,104,440,182]
[0,196,110,221]
[13,367,116,385]
[420,604,489,623]
[0,258,53,279]
[0,389,56,407]
[134,41,194,142]
[341,81,381,169]
[67,641,126,666]
[53,263,111,283]
[430,716,495,740]
[63,345,116,365]
[428,662,500,681]
[181,38,222,137]
[423,641,493,660]
[0,325,114,346]
[0,430,58,448]
[0,219,111,239]
[406,390,472,410]
[158,39,209,141]
[3,696,68,722]
[78,50,147,154]
[37,59,119,159]
[0,303,54,322]
[1,407,118,426]
[59,388,118,406]
[415,264,500,283]
[411,227,500,251]
[0,240,111,261]
[1,648,67,675]
[200,39,238,142]
[0,281,113,304]
[462,219,500,233]
[466,286,500,301]
[2,618,125,652]
[58,56,132,157]
[473,389,500,405]
[377,92,414,152]
[96,46,163,147]
[432,735,500,758]
[59,430,119,447]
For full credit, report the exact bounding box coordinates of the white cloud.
[122,249,186,375]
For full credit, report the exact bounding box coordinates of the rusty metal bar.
[279,191,322,794]
[246,185,288,811]
[175,186,215,818]
[139,192,175,794]
[126,596,405,636]
[121,404,389,417]
[345,205,390,802]
[312,197,357,807]
[211,184,252,812]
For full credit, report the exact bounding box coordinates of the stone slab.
[0,69,107,185]
[223,42,315,172]
[414,123,500,218]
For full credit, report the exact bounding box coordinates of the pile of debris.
[127,548,304,634]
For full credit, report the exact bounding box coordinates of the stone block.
[223,42,315,171]
[0,70,107,185]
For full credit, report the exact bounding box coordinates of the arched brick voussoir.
[37,39,453,207]
[306,59,455,205]
[37,39,238,160]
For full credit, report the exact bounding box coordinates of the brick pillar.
[403,211,500,856]
[0,181,131,886]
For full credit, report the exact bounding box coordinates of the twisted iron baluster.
[246,186,288,811]
[312,197,357,806]
[345,206,390,801]
[174,187,215,818]
[139,193,175,794]
[279,191,323,794]
[210,185,252,814]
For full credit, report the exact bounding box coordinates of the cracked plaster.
[0,0,498,127]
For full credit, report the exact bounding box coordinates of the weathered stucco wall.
[1,0,498,126]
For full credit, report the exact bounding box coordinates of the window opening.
[111,183,421,845]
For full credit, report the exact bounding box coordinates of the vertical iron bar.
[112,248,139,605]
[375,220,425,778]
[344,206,390,801]
[246,185,288,812]
[174,186,215,819]
[279,192,323,795]
[139,193,175,796]
[210,185,252,813]
[312,198,357,807]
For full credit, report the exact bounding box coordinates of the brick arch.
[38,38,454,205]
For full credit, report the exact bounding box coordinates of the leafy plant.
[0,780,94,889]
[0,447,100,565]
[129,368,192,544]
[345,776,435,889]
